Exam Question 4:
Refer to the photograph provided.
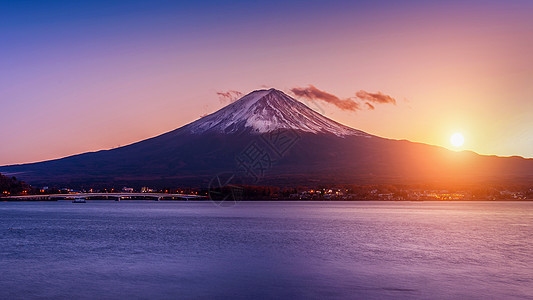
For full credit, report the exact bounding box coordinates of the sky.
[1,0,533,165]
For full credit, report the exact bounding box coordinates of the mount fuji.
[2,88,533,188]
[184,89,366,136]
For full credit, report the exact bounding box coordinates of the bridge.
[2,193,207,201]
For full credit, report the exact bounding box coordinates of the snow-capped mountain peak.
[186,88,369,136]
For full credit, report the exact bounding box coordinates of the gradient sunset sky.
[2,0,532,165]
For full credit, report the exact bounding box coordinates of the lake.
[1,201,532,299]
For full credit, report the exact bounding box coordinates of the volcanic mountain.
[2,88,533,188]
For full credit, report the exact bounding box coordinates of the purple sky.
[2,0,533,165]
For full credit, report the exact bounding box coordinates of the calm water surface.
[1,201,532,299]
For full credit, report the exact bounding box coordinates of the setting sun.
[451,133,465,147]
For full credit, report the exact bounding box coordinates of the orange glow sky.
[1,1,532,165]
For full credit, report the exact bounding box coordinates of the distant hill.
[1,89,533,188]
[0,173,33,196]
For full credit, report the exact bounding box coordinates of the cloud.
[290,85,399,112]
[365,102,375,110]
[217,90,243,103]
[355,90,396,105]
[290,85,361,111]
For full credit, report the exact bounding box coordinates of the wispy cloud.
[290,85,398,112]
[290,85,360,111]
[216,90,243,103]
[355,90,396,105]
[365,102,375,110]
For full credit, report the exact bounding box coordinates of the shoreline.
[2,198,533,202]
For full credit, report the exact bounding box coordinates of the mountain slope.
[184,88,367,136]
[1,88,533,187]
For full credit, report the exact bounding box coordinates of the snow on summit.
[186,88,369,136]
